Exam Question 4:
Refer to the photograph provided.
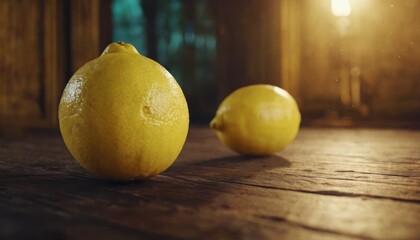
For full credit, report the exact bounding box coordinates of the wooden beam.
[214,0,283,100]
[280,0,302,105]
[70,0,101,73]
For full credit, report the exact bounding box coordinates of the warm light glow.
[331,0,351,17]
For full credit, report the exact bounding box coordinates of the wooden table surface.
[1,126,419,240]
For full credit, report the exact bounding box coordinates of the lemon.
[59,42,189,181]
[210,84,300,156]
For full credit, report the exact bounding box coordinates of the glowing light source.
[331,0,351,17]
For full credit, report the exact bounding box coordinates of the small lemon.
[210,84,300,156]
[59,42,189,181]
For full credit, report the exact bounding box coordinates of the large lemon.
[210,84,300,155]
[59,42,189,181]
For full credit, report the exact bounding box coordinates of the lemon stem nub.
[210,116,223,131]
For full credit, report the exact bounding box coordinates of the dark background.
[1,0,420,132]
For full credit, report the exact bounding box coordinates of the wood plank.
[1,165,419,240]
[70,0,101,72]
[0,0,63,129]
[43,0,62,127]
[0,127,419,239]
[0,180,356,240]
[0,0,43,120]
[174,128,420,201]
[214,0,283,100]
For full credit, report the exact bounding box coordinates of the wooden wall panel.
[0,0,108,131]
[70,0,101,72]
[287,0,420,121]
[299,0,340,117]
[0,0,44,120]
[214,0,282,100]
[354,1,420,119]
[0,0,64,130]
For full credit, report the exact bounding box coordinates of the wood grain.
[0,0,43,120]
[214,0,283,100]
[0,0,63,129]
[70,0,101,73]
[0,127,419,239]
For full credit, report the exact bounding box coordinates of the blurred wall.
[213,0,283,99]
[292,0,420,123]
[0,0,65,130]
[0,0,419,131]
[0,0,109,131]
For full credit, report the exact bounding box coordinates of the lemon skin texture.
[59,42,189,181]
[210,84,300,156]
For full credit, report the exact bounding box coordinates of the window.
[112,0,217,120]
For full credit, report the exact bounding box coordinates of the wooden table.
[1,127,419,240]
